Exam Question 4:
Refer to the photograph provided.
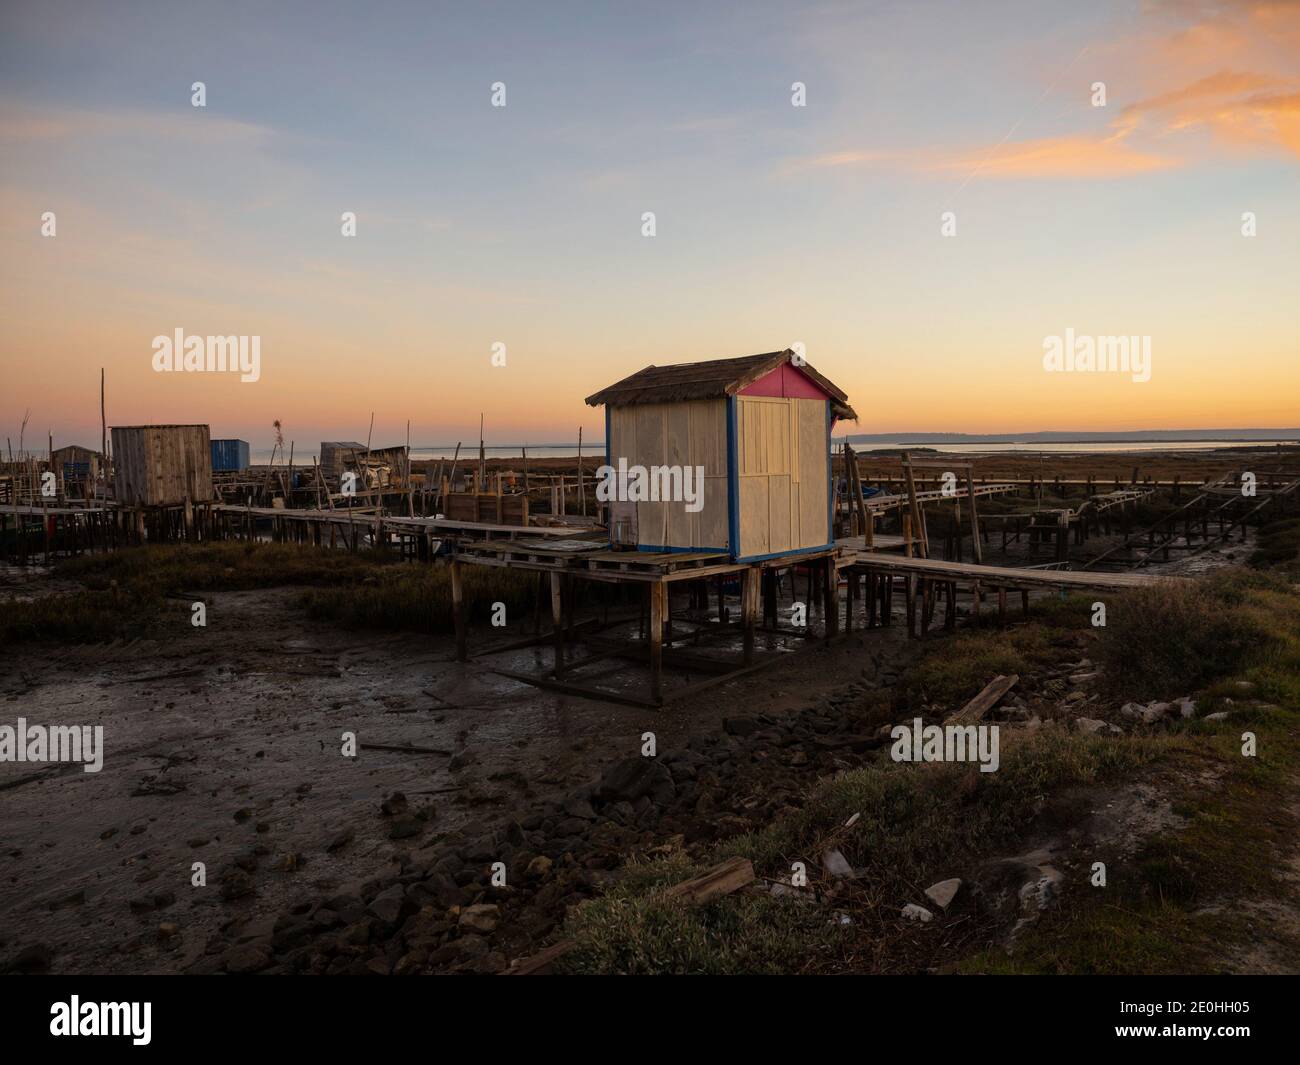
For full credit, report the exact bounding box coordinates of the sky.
[1,0,1297,452]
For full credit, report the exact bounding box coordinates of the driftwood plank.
[503,856,756,975]
[946,674,1018,724]
[664,855,755,904]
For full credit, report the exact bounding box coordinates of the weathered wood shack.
[111,425,213,507]
[319,441,367,477]
[585,350,856,562]
[51,444,102,483]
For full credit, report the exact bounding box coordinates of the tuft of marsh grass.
[1,542,529,643]
[1093,570,1296,702]
[299,565,537,633]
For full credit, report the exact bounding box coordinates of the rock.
[1204,711,1230,722]
[1123,701,1169,724]
[157,922,180,940]
[380,792,408,816]
[562,796,597,821]
[327,827,358,853]
[924,878,962,911]
[233,807,253,823]
[1074,717,1108,735]
[388,817,422,840]
[723,717,762,737]
[1068,672,1099,684]
[525,855,553,880]
[458,903,500,935]
[901,903,933,923]
[1019,865,1064,912]
[821,850,855,879]
[596,757,672,804]
[368,884,406,924]
[219,870,255,902]
[1175,697,1197,719]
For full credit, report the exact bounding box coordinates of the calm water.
[249,439,1297,464]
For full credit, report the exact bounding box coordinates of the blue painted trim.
[736,542,836,565]
[726,396,740,561]
[604,407,612,548]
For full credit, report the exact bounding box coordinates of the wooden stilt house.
[585,350,856,562]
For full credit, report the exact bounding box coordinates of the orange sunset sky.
[1,0,1297,451]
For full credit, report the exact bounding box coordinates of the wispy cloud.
[782,0,1300,182]
[0,103,274,146]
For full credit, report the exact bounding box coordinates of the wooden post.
[823,558,839,639]
[551,572,565,677]
[741,566,759,665]
[649,580,664,702]
[451,559,467,662]
[902,452,928,557]
[964,468,982,563]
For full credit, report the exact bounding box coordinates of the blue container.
[211,439,251,472]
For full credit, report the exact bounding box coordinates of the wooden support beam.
[741,565,759,665]
[451,559,468,662]
[648,581,665,703]
[551,571,566,677]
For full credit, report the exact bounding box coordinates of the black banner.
[0,975,1283,1051]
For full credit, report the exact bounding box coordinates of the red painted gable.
[737,361,830,402]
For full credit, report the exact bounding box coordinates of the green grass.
[1,541,535,642]
[1092,570,1293,701]
[299,565,537,633]
[560,558,1300,975]
[560,730,1161,974]
[1252,517,1300,570]
[960,710,1300,974]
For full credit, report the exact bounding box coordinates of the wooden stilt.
[649,580,664,702]
[451,559,468,662]
[741,566,759,665]
[551,572,565,677]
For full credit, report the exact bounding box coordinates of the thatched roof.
[584,350,857,419]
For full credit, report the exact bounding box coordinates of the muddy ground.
[0,574,918,974]
[0,521,1274,974]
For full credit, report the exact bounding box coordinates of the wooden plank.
[664,856,755,904]
[946,673,1018,724]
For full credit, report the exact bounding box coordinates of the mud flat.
[0,583,914,974]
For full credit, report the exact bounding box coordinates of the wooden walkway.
[847,552,1185,590]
